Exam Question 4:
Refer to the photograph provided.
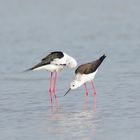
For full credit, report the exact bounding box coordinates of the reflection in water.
[50,99,54,112]
[84,96,89,111]
[84,94,96,112]
[50,91,96,113]
[50,96,60,113]
[94,93,96,112]
[54,97,60,112]
[50,92,96,114]
[46,110,98,139]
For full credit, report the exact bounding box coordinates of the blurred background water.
[0,0,140,140]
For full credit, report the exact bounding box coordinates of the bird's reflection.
[54,96,60,112]
[94,93,96,112]
[84,96,89,111]
[49,89,96,113]
[84,92,96,112]
[50,94,60,113]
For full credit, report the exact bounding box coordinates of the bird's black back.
[75,54,106,74]
[27,51,64,70]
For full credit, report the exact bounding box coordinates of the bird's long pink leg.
[91,80,96,112]
[91,80,96,96]
[53,72,57,98]
[84,83,88,96]
[49,72,53,102]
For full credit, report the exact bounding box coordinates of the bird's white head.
[66,56,77,68]
[64,80,82,96]
[70,80,82,90]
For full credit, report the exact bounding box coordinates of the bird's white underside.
[33,64,64,72]
[69,69,98,90]
[74,69,98,88]
[76,69,98,83]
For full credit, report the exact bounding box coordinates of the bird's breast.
[77,69,98,83]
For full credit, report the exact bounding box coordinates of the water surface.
[0,0,140,140]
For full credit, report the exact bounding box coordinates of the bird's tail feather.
[23,63,41,72]
[23,67,34,72]
[99,54,106,62]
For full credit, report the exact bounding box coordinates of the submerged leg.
[84,83,88,96]
[53,72,57,98]
[55,97,60,112]
[94,93,96,112]
[49,72,53,102]
[91,80,96,112]
[91,80,96,96]
[84,96,88,111]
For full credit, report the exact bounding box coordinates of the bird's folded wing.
[51,57,67,65]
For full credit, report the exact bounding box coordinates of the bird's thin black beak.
[64,88,71,96]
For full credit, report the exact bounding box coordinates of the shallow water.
[0,0,140,140]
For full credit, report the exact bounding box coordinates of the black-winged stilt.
[26,51,77,100]
[64,54,106,96]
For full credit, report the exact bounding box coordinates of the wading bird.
[27,51,77,100]
[64,54,106,96]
